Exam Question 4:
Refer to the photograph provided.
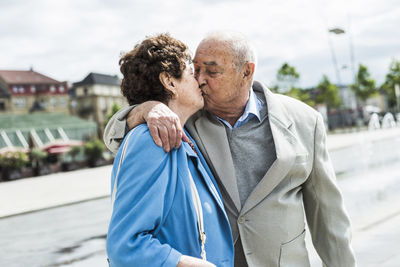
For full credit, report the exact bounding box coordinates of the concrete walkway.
[0,127,399,218]
[0,165,112,218]
[326,126,400,151]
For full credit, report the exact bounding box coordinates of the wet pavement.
[1,130,400,266]
[0,197,110,267]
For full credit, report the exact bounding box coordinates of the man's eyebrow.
[192,60,217,66]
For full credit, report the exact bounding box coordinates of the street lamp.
[328,25,359,127]
[329,28,345,35]
[327,27,344,86]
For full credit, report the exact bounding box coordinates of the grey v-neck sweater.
[224,94,276,207]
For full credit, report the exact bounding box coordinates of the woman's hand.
[177,255,217,267]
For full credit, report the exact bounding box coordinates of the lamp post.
[328,26,360,128]
[327,27,344,86]
[328,27,346,128]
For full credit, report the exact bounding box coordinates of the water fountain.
[381,113,396,128]
[367,113,380,130]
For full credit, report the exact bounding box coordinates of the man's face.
[193,39,246,113]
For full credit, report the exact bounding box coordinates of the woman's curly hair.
[119,33,191,105]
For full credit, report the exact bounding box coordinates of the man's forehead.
[192,59,218,66]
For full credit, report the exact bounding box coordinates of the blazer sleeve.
[103,105,135,154]
[303,113,356,267]
[106,127,182,267]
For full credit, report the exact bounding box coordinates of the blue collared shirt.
[216,88,263,129]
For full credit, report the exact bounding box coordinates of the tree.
[286,87,315,107]
[84,139,105,167]
[350,64,377,103]
[315,75,341,110]
[276,62,300,93]
[104,102,121,128]
[275,62,314,106]
[381,59,400,111]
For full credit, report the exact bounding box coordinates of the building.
[0,69,69,114]
[70,72,126,136]
[337,85,357,110]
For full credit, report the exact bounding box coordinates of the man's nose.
[196,71,206,87]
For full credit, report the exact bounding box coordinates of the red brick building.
[0,69,69,114]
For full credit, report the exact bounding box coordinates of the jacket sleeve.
[106,127,182,267]
[103,105,135,154]
[303,113,356,267]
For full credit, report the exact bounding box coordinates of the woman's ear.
[159,72,177,96]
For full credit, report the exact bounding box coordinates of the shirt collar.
[216,88,263,129]
[238,88,262,123]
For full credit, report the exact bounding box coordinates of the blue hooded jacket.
[107,124,234,267]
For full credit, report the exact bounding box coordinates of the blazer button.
[238,216,245,224]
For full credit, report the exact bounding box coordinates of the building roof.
[0,70,62,85]
[73,72,120,87]
[0,113,97,149]
[0,113,96,130]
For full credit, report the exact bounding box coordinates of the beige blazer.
[104,81,356,267]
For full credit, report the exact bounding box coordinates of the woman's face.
[172,62,204,112]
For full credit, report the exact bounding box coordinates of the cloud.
[0,0,398,87]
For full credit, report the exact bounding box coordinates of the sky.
[0,0,399,88]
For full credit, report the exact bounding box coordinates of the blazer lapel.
[241,84,297,215]
[192,113,242,213]
[183,142,226,213]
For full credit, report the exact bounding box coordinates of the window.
[50,85,56,92]
[99,97,106,111]
[51,97,57,107]
[0,100,5,111]
[70,100,77,109]
[13,98,26,108]
[31,85,36,93]
[60,97,67,107]
[40,99,48,108]
[13,86,18,93]
[59,85,65,93]
[19,86,25,93]
[84,87,88,96]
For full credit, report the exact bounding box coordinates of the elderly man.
[104,32,356,267]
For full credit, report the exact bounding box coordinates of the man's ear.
[242,62,255,80]
[159,72,177,95]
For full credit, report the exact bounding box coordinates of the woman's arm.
[107,126,181,267]
[107,126,214,267]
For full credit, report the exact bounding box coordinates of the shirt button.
[238,216,245,224]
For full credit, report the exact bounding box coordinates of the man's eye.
[206,70,217,75]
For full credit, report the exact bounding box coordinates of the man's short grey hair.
[203,31,257,70]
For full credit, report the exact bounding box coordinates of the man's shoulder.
[252,80,320,128]
[252,80,319,120]
[276,93,318,116]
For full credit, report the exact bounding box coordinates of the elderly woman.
[106,34,234,267]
